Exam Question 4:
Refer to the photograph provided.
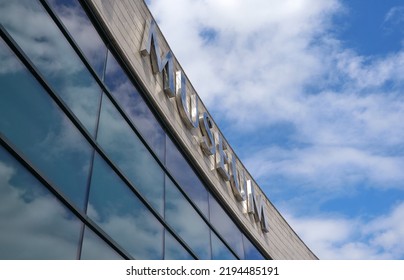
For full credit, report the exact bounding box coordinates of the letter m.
[140,19,175,97]
[247,180,269,233]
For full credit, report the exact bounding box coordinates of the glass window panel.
[47,0,107,78]
[209,194,245,259]
[105,51,165,160]
[165,136,209,216]
[0,145,82,259]
[0,39,93,210]
[242,234,265,260]
[97,94,164,215]
[87,153,164,259]
[164,230,194,260]
[165,176,211,259]
[0,0,102,135]
[211,233,237,260]
[80,226,124,260]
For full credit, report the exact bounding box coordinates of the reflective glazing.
[0,145,82,259]
[164,230,194,260]
[165,176,211,259]
[0,39,93,210]
[87,153,164,259]
[97,94,164,215]
[47,0,108,78]
[0,0,102,135]
[165,136,209,216]
[80,226,124,260]
[209,194,244,259]
[105,51,165,160]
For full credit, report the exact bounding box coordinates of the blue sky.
[146,0,404,259]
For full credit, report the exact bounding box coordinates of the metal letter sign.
[216,135,230,181]
[140,19,269,234]
[230,157,247,201]
[140,19,175,98]
[176,71,199,129]
[247,180,269,232]
[199,112,216,155]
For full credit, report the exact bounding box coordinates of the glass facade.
[0,0,266,259]
[0,145,82,259]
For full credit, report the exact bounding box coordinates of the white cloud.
[148,0,404,193]
[365,203,404,257]
[246,145,404,193]
[285,201,404,259]
[148,0,403,145]
[148,0,341,111]
[384,6,404,25]
[334,50,404,89]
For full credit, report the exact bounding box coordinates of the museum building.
[0,0,317,260]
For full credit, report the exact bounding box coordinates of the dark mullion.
[78,55,107,260]
[78,40,109,261]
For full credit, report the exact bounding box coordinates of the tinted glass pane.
[209,194,245,259]
[105,51,165,160]
[47,0,107,78]
[165,176,211,259]
[0,39,93,210]
[211,233,237,260]
[164,230,194,260]
[0,146,82,259]
[97,94,164,215]
[165,136,209,216]
[87,153,164,259]
[243,234,265,260]
[80,226,124,260]
[0,0,102,135]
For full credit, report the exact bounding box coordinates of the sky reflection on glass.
[164,230,194,260]
[105,51,166,160]
[242,234,265,260]
[47,0,108,78]
[165,176,211,259]
[0,39,93,210]
[209,194,244,259]
[97,94,164,215]
[80,226,124,260]
[0,0,102,135]
[165,136,209,216]
[87,153,164,259]
[0,146,82,259]
[211,232,237,260]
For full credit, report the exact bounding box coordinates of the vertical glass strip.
[87,153,164,259]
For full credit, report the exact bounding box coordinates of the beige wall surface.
[86,0,317,260]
